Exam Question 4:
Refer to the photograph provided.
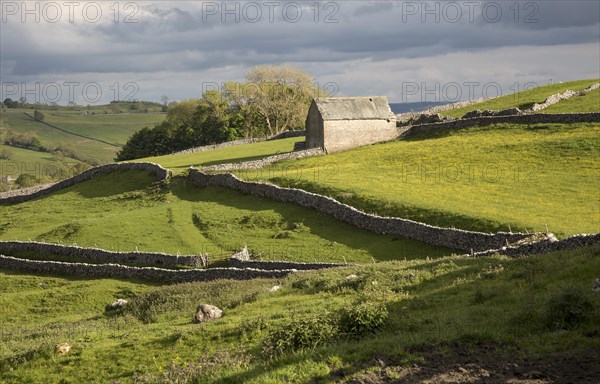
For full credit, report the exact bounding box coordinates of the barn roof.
[313,96,395,121]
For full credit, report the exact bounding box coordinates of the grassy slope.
[0,144,83,179]
[0,170,452,264]
[1,109,165,163]
[245,123,600,237]
[1,244,598,383]
[441,79,599,118]
[141,137,303,175]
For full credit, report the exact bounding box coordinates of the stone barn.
[305,96,397,153]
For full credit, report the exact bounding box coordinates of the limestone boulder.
[193,304,223,323]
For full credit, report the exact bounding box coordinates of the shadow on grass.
[171,180,457,262]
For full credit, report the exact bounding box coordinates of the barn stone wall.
[323,119,399,153]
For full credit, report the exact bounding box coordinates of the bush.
[16,173,39,188]
[545,285,593,330]
[262,315,338,359]
[338,302,388,338]
[0,148,14,160]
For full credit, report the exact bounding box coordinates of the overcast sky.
[1,0,599,104]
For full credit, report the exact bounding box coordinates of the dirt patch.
[337,342,600,384]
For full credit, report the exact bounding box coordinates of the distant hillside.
[0,109,166,164]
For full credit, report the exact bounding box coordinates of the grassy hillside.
[0,170,452,264]
[0,144,84,182]
[141,137,303,175]
[0,109,165,163]
[243,123,600,237]
[1,244,598,383]
[441,79,599,118]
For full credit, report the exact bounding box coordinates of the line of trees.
[116,66,329,161]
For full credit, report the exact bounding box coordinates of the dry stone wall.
[188,169,539,252]
[0,162,170,205]
[0,255,293,283]
[401,113,600,138]
[170,131,306,156]
[0,241,207,267]
[471,233,600,258]
[202,148,324,172]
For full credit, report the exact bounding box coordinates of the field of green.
[441,79,599,118]
[0,144,84,180]
[141,137,303,175]
[243,123,600,237]
[0,108,165,164]
[1,244,598,383]
[0,170,452,264]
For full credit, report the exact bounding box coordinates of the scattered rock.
[410,113,455,125]
[463,108,522,119]
[268,285,281,292]
[110,299,128,309]
[54,343,71,355]
[345,274,358,279]
[193,304,223,323]
[593,278,600,292]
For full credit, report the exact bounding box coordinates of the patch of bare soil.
[337,342,600,384]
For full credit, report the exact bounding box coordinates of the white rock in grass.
[110,299,128,308]
[268,285,281,292]
[345,274,358,279]
[55,343,71,355]
[193,304,223,323]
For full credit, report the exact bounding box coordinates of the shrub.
[16,173,39,188]
[545,285,593,330]
[338,302,388,338]
[262,315,338,359]
[0,148,14,160]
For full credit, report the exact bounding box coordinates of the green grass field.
[1,244,598,383]
[0,144,84,181]
[1,83,599,383]
[141,137,303,175]
[243,123,600,237]
[441,79,599,118]
[0,109,165,163]
[0,170,453,264]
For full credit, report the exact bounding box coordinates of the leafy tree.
[225,65,329,136]
[3,98,18,108]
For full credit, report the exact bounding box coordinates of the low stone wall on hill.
[170,131,306,156]
[202,148,324,172]
[401,113,600,138]
[0,256,294,283]
[472,233,600,258]
[0,162,170,205]
[0,241,207,267]
[188,169,540,252]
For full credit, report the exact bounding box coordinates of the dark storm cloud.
[0,0,598,101]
